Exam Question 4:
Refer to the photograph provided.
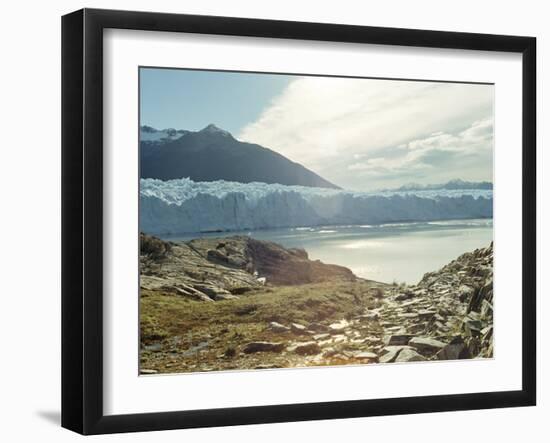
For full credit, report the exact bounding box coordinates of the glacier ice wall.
[140,178,493,235]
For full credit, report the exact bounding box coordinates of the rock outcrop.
[140,233,356,301]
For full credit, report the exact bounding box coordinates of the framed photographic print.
[61,8,536,435]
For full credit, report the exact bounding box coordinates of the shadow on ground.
[36,410,60,426]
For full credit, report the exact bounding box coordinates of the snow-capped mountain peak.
[139,126,189,143]
[199,123,232,137]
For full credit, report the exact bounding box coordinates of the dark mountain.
[140,124,340,189]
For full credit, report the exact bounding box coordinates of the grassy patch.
[139,280,384,373]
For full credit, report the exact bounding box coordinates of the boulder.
[436,342,467,360]
[465,337,481,357]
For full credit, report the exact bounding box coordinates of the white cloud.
[348,118,493,179]
[238,77,493,190]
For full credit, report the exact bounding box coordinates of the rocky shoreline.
[140,233,493,373]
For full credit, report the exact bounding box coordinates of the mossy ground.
[140,280,385,373]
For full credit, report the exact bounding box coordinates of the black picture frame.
[61,8,537,435]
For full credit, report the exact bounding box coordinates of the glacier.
[140,178,493,235]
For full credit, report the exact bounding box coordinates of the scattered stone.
[192,283,233,300]
[313,333,331,341]
[385,335,412,346]
[291,323,308,334]
[395,290,415,301]
[358,312,380,321]
[379,346,412,363]
[254,364,282,370]
[308,322,330,332]
[481,325,493,341]
[213,293,240,301]
[401,300,420,308]
[293,342,322,355]
[465,337,481,356]
[329,319,350,331]
[481,299,493,319]
[436,342,467,360]
[144,343,162,352]
[243,341,285,354]
[322,347,338,357]
[367,287,385,298]
[398,313,419,319]
[140,369,158,375]
[395,348,426,362]
[458,285,475,302]
[463,317,483,337]
[354,351,379,362]
[418,310,437,320]
[268,322,290,333]
[409,337,447,354]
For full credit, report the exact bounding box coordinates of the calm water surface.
[162,219,493,285]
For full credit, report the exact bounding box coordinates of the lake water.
[162,218,493,285]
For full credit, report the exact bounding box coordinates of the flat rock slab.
[243,341,285,354]
[418,310,437,319]
[379,346,413,363]
[385,335,413,346]
[395,348,426,362]
[409,337,447,354]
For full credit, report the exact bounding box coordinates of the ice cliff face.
[140,178,493,235]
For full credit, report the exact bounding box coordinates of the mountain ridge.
[382,179,493,192]
[140,124,340,189]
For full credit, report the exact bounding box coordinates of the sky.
[140,67,494,191]
[140,68,290,135]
